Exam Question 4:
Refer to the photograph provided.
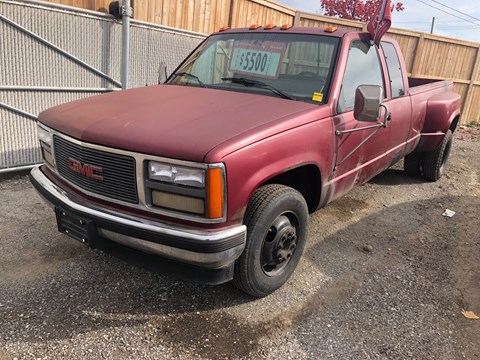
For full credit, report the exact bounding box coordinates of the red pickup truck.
[30,26,461,297]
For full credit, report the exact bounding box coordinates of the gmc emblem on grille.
[68,158,104,181]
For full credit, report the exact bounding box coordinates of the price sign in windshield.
[229,42,286,79]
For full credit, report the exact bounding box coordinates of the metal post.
[430,17,435,34]
[121,0,133,90]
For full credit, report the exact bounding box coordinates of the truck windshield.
[167,32,339,104]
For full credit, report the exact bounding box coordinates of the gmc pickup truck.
[30,25,461,297]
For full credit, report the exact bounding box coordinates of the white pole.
[121,0,132,90]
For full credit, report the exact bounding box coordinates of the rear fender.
[423,91,461,133]
[416,92,461,152]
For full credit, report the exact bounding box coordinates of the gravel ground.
[0,127,479,359]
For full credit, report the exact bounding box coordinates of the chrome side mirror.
[354,85,383,122]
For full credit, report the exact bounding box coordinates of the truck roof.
[214,26,353,38]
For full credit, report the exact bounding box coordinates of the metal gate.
[0,0,205,172]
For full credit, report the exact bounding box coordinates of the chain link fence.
[0,0,205,172]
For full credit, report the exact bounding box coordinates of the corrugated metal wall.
[0,0,205,171]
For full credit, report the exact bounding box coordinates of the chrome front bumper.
[30,166,246,269]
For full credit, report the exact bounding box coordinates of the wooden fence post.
[462,45,480,122]
[411,33,425,78]
[228,0,234,27]
[293,11,300,26]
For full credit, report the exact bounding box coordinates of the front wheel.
[233,185,309,297]
[422,130,453,181]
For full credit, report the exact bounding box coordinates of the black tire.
[404,151,424,177]
[422,130,453,181]
[233,184,309,297]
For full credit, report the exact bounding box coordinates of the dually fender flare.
[423,91,462,133]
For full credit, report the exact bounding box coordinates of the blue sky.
[276,0,480,43]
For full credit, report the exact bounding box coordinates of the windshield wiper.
[174,72,208,88]
[221,77,294,100]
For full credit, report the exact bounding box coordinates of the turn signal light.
[207,168,224,219]
[264,24,276,30]
[249,24,261,30]
[324,26,338,33]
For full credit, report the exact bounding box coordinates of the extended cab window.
[381,41,405,98]
[338,40,384,113]
[168,32,339,104]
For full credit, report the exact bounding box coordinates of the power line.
[396,20,472,24]
[414,0,480,28]
[439,27,480,30]
[427,0,480,23]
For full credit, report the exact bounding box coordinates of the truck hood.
[39,85,320,162]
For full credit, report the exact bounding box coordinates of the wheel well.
[264,165,321,213]
[449,115,460,133]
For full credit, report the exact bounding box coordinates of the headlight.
[37,125,53,147]
[37,124,55,168]
[148,162,205,188]
[147,161,225,220]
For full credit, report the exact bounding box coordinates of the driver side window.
[338,40,384,113]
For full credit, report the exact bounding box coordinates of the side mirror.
[354,85,383,122]
[158,62,168,84]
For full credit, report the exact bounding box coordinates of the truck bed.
[408,77,453,96]
[407,76,459,150]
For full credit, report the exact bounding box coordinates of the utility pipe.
[121,0,132,89]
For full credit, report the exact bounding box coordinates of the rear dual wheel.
[403,130,453,181]
[404,151,424,177]
[233,184,309,298]
[422,130,453,181]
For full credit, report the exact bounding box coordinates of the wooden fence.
[38,0,480,123]
[43,0,296,33]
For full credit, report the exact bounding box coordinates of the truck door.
[331,38,393,197]
[379,41,412,155]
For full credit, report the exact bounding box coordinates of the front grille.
[54,136,138,204]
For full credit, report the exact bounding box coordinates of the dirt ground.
[0,127,479,359]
